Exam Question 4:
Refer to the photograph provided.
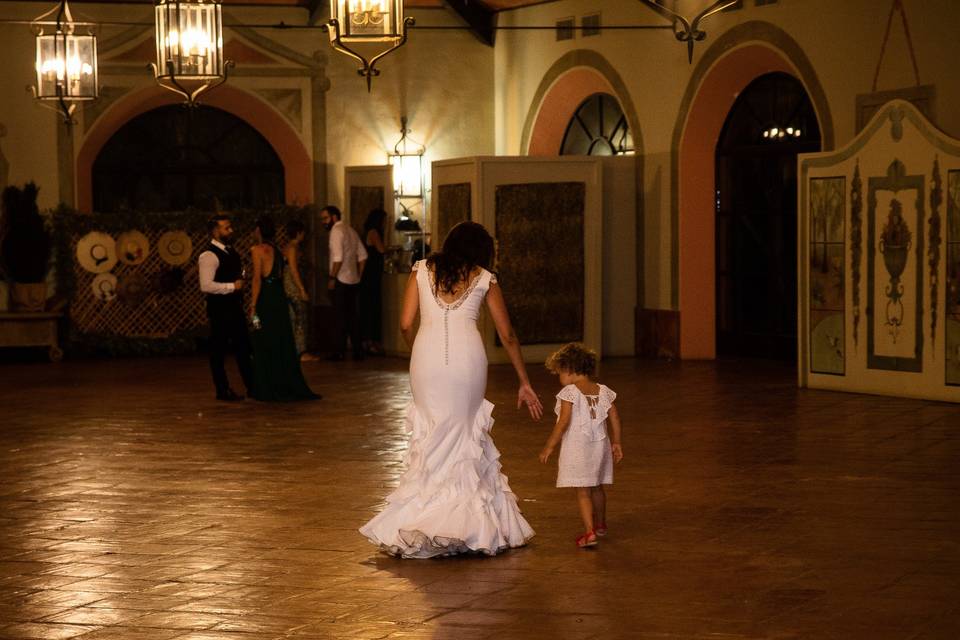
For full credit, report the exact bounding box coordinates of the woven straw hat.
[117,230,150,266]
[91,273,118,302]
[77,232,118,274]
[117,273,149,304]
[158,231,192,266]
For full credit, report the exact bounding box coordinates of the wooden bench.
[0,312,63,361]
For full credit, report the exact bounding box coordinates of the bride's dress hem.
[359,399,536,560]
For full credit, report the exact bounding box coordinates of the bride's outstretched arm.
[486,282,543,421]
[399,271,420,348]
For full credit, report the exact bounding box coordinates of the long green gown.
[251,247,320,401]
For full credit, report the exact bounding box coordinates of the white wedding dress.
[359,260,535,558]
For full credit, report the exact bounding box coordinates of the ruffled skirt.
[359,399,535,558]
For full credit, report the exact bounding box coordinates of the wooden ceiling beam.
[444,0,496,46]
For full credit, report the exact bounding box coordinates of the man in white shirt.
[198,215,254,400]
[321,205,367,360]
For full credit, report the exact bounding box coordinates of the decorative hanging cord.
[871,0,921,92]
[0,18,673,31]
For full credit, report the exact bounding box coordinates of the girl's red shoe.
[576,530,598,548]
[595,522,607,536]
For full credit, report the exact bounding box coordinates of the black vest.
[206,242,243,315]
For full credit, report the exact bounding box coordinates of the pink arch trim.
[76,84,312,212]
[527,68,615,156]
[678,44,799,359]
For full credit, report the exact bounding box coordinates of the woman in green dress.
[249,216,320,401]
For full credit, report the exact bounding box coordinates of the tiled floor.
[1,355,958,639]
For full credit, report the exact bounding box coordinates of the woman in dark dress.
[249,216,320,401]
[359,208,387,356]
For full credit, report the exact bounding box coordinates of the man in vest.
[198,215,255,400]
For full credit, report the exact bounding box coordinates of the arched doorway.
[715,72,821,359]
[92,105,284,212]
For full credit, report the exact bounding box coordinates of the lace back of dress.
[585,395,599,420]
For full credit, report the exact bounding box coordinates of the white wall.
[323,8,495,220]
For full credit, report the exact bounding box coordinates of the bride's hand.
[517,383,543,421]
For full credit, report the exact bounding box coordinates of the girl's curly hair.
[545,342,597,377]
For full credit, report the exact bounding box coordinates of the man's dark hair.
[323,205,342,220]
[208,214,230,233]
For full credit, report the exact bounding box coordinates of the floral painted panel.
[494,182,585,345]
[867,160,924,372]
[349,186,384,235]
[436,183,471,245]
[946,171,960,384]
[809,177,845,374]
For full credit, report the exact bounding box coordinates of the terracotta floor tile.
[1,356,958,637]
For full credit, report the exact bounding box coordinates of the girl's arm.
[367,228,386,254]
[249,245,262,318]
[608,404,623,462]
[399,271,419,348]
[285,245,308,300]
[539,400,572,463]
[486,281,543,420]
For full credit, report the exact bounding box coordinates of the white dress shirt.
[329,220,368,285]
[198,239,237,295]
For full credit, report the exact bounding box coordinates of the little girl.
[539,343,623,548]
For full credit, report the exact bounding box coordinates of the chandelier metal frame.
[30,0,99,125]
[327,0,415,92]
[150,0,234,106]
[638,0,739,63]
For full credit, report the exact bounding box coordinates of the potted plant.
[0,183,52,312]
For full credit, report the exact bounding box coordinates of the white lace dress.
[555,384,617,488]
[359,260,535,558]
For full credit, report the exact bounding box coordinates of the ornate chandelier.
[638,0,739,63]
[151,0,233,105]
[31,0,98,125]
[327,0,415,91]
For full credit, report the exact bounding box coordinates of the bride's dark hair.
[426,222,495,295]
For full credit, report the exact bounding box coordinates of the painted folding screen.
[798,100,960,402]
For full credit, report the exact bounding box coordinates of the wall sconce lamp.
[31,0,98,125]
[389,116,424,219]
[327,0,415,92]
[151,0,233,105]
[638,0,739,63]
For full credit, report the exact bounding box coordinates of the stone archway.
[521,50,642,159]
[672,22,834,359]
[76,84,313,212]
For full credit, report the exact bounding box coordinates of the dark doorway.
[92,105,284,212]
[715,72,821,360]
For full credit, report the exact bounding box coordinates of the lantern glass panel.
[155,0,223,79]
[35,32,97,100]
[334,0,403,41]
[391,154,422,198]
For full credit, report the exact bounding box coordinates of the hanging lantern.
[389,116,424,204]
[328,0,415,91]
[638,0,739,63]
[31,0,98,125]
[151,0,233,105]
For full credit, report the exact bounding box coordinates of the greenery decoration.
[1,183,52,283]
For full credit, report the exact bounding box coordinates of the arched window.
[560,93,633,156]
[92,105,284,212]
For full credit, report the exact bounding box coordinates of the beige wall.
[494,0,960,313]
[323,8,495,222]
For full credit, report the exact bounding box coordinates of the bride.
[359,222,544,558]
